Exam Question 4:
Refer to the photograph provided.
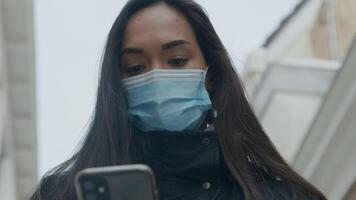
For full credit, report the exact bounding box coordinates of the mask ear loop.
[204,65,209,82]
[204,65,218,124]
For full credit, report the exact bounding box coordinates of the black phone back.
[75,164,159,200]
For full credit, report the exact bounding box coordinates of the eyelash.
[125,58,189,76]
[126,65,146,76]
[168,58,189,66]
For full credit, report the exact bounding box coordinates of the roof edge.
[263,0,310,47]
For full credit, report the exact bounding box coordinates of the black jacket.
[32,129,316,200]
[130,129,316,200]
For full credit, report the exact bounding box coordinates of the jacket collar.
[131,127,282,184]
[131,128,235,190]
[133,130,280,184]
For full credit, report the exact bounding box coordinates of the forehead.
[122,2,197,48]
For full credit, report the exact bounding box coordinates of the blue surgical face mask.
[121,67,212,131]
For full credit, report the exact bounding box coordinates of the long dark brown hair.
[30,0,327,199]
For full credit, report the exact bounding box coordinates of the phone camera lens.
[83,181,95,191]
[98,186,105,193]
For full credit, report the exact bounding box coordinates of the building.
[243,0,356,199]
[294,41,356,200]
[0,0,37,199]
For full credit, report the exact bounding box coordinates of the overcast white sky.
[34,0,299,177]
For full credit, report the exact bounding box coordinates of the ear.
[205,70,215,92]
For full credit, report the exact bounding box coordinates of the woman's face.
[120,2,210,83]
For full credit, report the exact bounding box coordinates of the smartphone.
[75,164,159,200]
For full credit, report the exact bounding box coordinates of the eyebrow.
[120,39,192,56]
[162,39,191,50]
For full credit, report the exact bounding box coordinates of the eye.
[126,65,146,76]
[168,58,189,66]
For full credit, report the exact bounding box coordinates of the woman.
[30,0,327,199]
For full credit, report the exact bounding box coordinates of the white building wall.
[0,0,37,199]
[293,41,356,199]
[279,32,314,59]
[244,0,325,96]
[0,1,17,198]
[243,0,356,198]
[249,60,339,162]
[261,93,322,161]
